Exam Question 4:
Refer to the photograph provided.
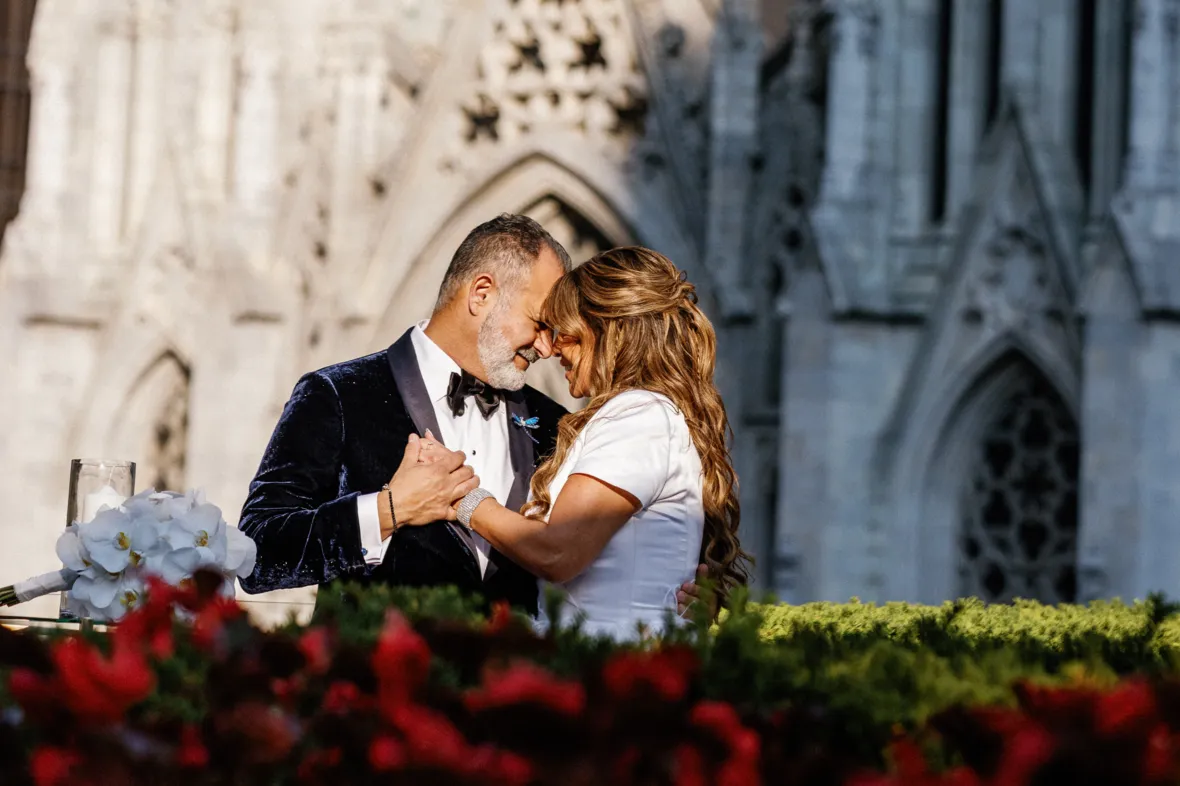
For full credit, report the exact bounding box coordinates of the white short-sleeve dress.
[534,389,705,639]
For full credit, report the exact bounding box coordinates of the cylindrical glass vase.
[60,459,136,619]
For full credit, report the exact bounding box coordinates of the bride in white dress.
[417,247,750,639]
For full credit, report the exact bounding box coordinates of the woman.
[417,247,749,638]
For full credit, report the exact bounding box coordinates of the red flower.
[1144,723,1175,782]
[371,611,431,705]
[369,735,407,772]
[28,746,79,786]
[674,744,708,786]
[466,661,586,716]
[690,702,761,786]
[213,702,298,764]
[1017,682,1094,722]
[177,724,209,768]
[52,637,155,724]
[889,738,931,782]
[386,703,471,770]
[322,680,363,714]
[602,647,697,702]
[1095,680,1157,735]
[690,701,744,741]
[270,676,304,707]
[991,725,1055,786]
[190,596,244,652]
[8,668,58,718]
[467,746,534,786]
[297,745,344,778]
[298,628,332,675]
[299,746,343,781]
[112,586,176,660]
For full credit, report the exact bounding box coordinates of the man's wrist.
[379,485,401,537]
[380,484,399,536]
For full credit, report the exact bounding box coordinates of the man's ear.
[467,273,496,316]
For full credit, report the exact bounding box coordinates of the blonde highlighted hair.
[522,247,751,609]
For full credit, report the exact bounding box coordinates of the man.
[239,214,702,616]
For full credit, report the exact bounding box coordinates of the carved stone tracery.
[959,368,1079,604]
[458,0,648,150]
[959,160,1073,338]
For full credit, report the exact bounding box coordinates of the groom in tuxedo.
[238,214,571,614]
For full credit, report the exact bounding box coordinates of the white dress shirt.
[357,321,514,577]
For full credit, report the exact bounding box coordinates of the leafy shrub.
[3,576,1180,785]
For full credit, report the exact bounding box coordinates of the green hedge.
[750,595,1180,673]
[300,584,1180,760]
[6,578,1180,783]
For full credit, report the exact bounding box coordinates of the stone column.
[231,47,279,212]
[705,0,760,319]
[774,268,830,603]
[819,0,875,204]
[1000,1,1040,101]
[1087,0,1132,219]
[18,16,74,272]
[326,27,387,273]
[124,0,168,239]
[945,0,990,221]
[1036,0,1080,146]
[892,0,940,232]
[1077,262,1143,602]
[1125,0,1177,190]
[194,1,235,201]
[89,7,135,258]
[1172,0,1180,176]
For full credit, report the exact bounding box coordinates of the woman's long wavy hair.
[522,247,752,609]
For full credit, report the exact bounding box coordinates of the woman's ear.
[467,273,495,316]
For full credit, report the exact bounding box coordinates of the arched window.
[0,0,35,241]
[959,364,1080,603]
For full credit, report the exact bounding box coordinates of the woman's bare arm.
[466,474,639,583]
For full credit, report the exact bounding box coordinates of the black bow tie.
[446,371,502,419]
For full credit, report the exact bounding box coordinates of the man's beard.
[477,303,536,391]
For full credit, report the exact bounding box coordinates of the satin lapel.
[385,329,479,579]
[504,390,537,513]
[386,329,444,442]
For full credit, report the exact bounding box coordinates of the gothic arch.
[362,150,652,407]
[70,328,195,467]
[358,140,699,332]
[897,345,1080,603]
[100,351,192,494]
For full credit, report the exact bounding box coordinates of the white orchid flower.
[123,488,196,523]
[224,526,257,579]
[165,503,227,560]
[79,508,160,574]
[152,547,205,587]
[69,569,146,622]
[55,526,94,575]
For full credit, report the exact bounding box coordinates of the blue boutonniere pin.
[512,414,540,443]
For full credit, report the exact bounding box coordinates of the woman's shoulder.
[587,389,685,437]
[597,389,679,417]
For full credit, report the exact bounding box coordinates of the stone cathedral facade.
[0,0,1176,622]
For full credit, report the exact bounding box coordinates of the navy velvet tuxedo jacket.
[237,329,566,615]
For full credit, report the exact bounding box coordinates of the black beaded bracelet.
[381,483,398,532]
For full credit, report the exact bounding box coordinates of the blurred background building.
[0,0,1176,621]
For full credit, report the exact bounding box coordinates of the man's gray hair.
[433,213,574,311]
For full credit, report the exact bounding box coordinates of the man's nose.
[534,330,555,359]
